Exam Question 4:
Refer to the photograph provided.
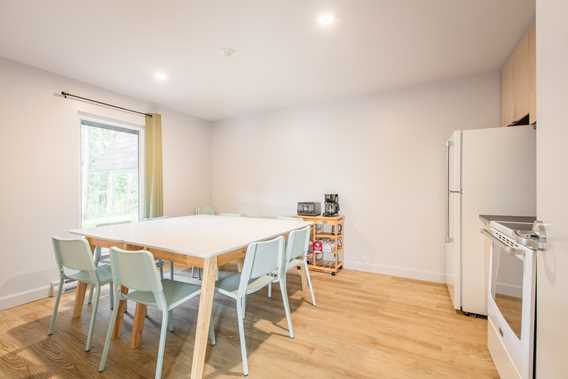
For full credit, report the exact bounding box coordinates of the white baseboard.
[0,280,113,311]
[496,282,522,298]
[48,279,78,297]
[0,285,51,311]
[345,260,446,283]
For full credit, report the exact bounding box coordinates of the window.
[80,119,143,227]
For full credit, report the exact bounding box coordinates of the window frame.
[79,113,145,227]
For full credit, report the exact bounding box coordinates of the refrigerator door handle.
[446,141,453,243]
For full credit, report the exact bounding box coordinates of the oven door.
[485,230,536,379]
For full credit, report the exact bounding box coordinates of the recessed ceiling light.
[219,48,237,57]
[154,71,168,82]
[317,13,336,27]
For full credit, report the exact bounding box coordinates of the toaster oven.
[297,202,321,216]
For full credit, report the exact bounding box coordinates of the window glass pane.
[81,121,140,227]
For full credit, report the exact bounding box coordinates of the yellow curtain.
[144,113,164,218]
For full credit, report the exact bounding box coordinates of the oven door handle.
[481,229,527,258]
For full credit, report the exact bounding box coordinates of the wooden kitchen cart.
[299,215,344,275]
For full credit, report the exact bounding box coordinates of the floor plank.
[0,269,498,378]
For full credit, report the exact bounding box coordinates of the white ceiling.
[0,0,534,121]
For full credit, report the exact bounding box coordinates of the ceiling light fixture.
[317,12,336,27]
[219,48,237,57]
[154,71,168,82]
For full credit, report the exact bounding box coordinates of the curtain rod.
[60,91,153,117]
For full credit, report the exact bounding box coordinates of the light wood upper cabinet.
[501,59,514,127]
[528,23,537,124]
[500,22,536,127]
[512,32,531,121]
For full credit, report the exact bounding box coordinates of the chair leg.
[241,296,247,320]
[159,260,164,280]
[87,284,94,305]
[279,276,295,339]
[99,287,120,372]
[109,282,114,310]
[168,310,174,332]
[155,310,170,379]
[88,248,102,305]
[85,284,100,351]
[304,261,317,306]
[208,306,216,346]
[235,301,249,376]
[170,261,174,280]
[48,277,64,336]
[267,281,272,298]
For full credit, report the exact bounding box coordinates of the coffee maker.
[323,194,340,217]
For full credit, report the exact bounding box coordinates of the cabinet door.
[528,23,537,124]
[513,32,531,121]
[501,58,514,127]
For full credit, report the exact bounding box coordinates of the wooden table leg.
[72,282,88,319]
[298,265,311,303]
[131,303,146,348]
[113,286,129,339]
[190,257,218,379]
[236,258,244,272]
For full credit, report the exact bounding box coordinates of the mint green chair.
[212,236,293,376]
[98,248,214,379]
[194,206,216,215]
[87,246,112,307]
[48,237,114,352]
[141,217,175,281]
[268,225,316,306]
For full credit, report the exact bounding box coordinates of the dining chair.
[141,217,175,281]
[48,237,114,352]
[87,246,111,306]
[267,225,316,306]
[212,236,293,376]
[98,247,215,379]
[194,206,216,215]
[86,220,130,306]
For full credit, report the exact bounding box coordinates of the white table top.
[69,215,311,259]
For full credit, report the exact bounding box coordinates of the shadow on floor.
[0,272,308,379]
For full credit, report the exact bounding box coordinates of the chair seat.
[68,264,113,285]
[127,279,201,309]
[216,272,273,298]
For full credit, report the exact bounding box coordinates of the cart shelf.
[299,215,344,276]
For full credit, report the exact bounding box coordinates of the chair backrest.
[109,248,163,296]
[239,236,284,295]
[195,206,216,215]
[286,226,311,263]
[219,213,241,217]
[52,237,96,273]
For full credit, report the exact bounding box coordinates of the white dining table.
[70,214,312,379]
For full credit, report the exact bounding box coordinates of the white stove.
[482,219,546,379]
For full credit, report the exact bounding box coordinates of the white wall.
[0,58,211,309]
[210,72,501,282]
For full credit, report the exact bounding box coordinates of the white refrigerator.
[444,126,536,316]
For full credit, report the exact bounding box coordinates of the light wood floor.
[0,269,498,378]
